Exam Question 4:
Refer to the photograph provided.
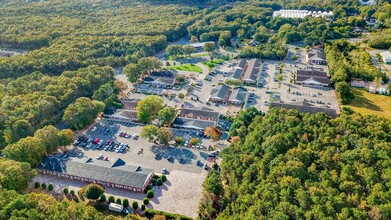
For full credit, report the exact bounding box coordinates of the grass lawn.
[203,59,225,70]
[170,64,202,73]
[347,88,391,119]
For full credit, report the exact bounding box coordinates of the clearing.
[348,88,391,119]
[170,64,202,73]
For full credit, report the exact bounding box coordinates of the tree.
[109,196,115,203]
[123,63,141,83]
[141,204,146,210]
[157,127,173,145]
[141,125,158,141]
[116,198,122,204]
[166,45,183,58]
[204,126,222,141]
[177,93,185,100]
[183,45,196,57]
[175,136,183,145]
[41,183,47,189]
[157,178,163,186]
[190,137,199,146]
[147,190,154,198]
[63,188,69,194]
[63,97,105,130]
[70,190,75,196]
[136,95,164,123]
[123,199,129,207]
[143,198,150,205]
[48,184,54,191]
[9,120,34,143]
[190,35,199,43]
[114,79,127,93]
[157,106,177,126]
[204,42,216,54]
[35,182,40,189]
[161,175,167,182]
[335,81,354,104]
[99,194,106,202]
[80,184,105,201]
[132,201,139,210]
[3,136,46,167]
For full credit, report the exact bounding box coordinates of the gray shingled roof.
[242,59,260,81]
[229,87,248,102]
[173,117,215,130]
[179,108,220,121]
[227,68,242,80]
[210,85,230,99]
[296,70,330,84]
[308,49,326,61]
[39,156,153,189]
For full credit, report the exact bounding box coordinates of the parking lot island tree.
[48,184,54,191]
[34,182,40,189]
[157,106,177,126]
[157,178,163,186]
[63,188,68,194]
[116,198,122,205]
[141,125,159,141]
[190,137,199,146]
[136,95,164,123]
[161,175,167,182]
[99,194,106,202]
[41,183,46,189]
[204,126,222,141]
[175,136,184,145]
[177,93,185,100]
[143,198,150,205]
[157,127,173,145]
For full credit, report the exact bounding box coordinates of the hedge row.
[144,209,192,220]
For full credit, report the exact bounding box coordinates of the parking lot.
[74,119,219,174]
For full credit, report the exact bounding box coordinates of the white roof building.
[273,10,333,19]
[380,51,391,64]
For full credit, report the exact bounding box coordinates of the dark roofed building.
[306,48,327,65]
[172,117,216,131]
[236,59,247,69]
[242,58,261,84]
[209,85,231,104]
[226,68,243,81]
[38,155,154,192]
[178,108,220,121]
[228,87,248,105]
[144,71,177,88]
[296,69,330,87]
[107,109,138,122]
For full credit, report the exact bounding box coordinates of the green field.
[347,88,391,119]
[170,64,202,73]
[202,59,225,70]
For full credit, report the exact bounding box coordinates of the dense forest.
[200,107,391,219]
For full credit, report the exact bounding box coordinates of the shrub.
[34,182,40,189]
[161,175,167,182]
[132,201,139,210]
[141,204,146,210]
[151,178,157,184]
[152,182,157,186]
[70,190,75,195]
[48,184,54,191]
[143,198,150,205]
[147,190,154,198]
[123,199,129,207]
[175,136,183,145]
[100,194,106,202]
[116,198,122,205]
[41,183,46,189]
[144,185,153,193]
[157,178,163,186]
[190,137,199,145]
[109,196,115,203]
[63,188,69,194]
[74,197,79,202]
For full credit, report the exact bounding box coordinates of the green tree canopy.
[136,96,164,123]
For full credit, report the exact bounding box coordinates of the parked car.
[133,134,139,140]
[162,168,168,174]
[91,127,97,132]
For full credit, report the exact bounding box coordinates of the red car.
[106,140,111,145]
[122,132,127,137]
[93,138,100,144]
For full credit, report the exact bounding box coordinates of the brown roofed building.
[120,98,141,110]
[296,69,330,87]
[242,58,261,84]
[306,48,327,65]
[178,108,220,121]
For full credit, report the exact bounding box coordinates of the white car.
[91,126,97,132]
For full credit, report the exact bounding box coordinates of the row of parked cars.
[118,131,139,140]
[74,136,128,153]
